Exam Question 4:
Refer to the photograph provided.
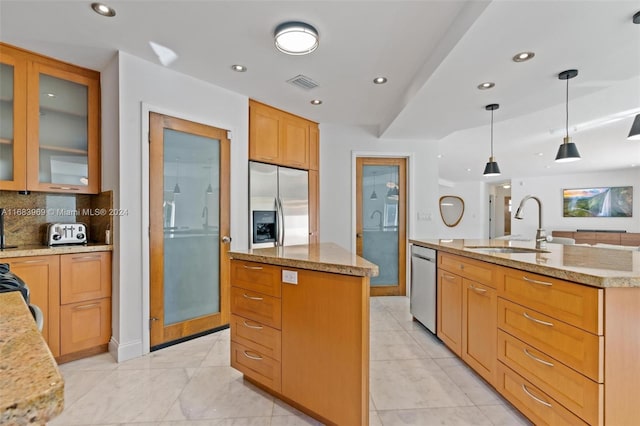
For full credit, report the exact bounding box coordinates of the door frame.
[140,103,232,355]
[351,152,414,296]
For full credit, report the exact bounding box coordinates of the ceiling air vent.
[287,74,319,90]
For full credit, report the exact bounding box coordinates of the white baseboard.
[108,336,143,362]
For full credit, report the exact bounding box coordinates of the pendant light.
[173,157,181,194]
[205,161,213,194]
[369,171,378,200]
[555,69,581,162]
[483,104,501,177]
[628,114,640,140]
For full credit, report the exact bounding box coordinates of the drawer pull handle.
[243,350,263,361]
[442,274,457,281]
[524,348,554,367]
[523,312,554,327]
[243,293,264,301]
[72,255,100,260]
[521,384,552,408]
[523,276,553,287]
[12,259,46,264]
[243,265,263,270]
[243,320,263,330]
[49,186,80,191]
[74,303,100,310]
[469,285,487,294]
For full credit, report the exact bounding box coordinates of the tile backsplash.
[0,190,112,246]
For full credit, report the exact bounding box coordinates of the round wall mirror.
[439,196,465,227]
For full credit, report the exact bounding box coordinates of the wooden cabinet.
[0,43,100,194]
[436,269,462,356]
[2,255,60,356]
[230,259,369,425]
[438,252,497,384]
[249,99,317,170]
[1,251,111,362]
[552,230,640,246]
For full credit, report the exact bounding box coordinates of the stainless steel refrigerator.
[249,161,309,248]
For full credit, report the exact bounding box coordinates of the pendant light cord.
[490,108,494,156]
[565,77,569,139]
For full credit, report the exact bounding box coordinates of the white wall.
[510,168,640,239]
[108,51,248,361]
[438,181,487,239]
[319,124,440,250]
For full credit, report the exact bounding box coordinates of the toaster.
[46,223,88,246]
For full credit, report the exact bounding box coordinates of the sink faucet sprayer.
[514,195,548,249]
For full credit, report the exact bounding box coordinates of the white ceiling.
[1,0,638,183]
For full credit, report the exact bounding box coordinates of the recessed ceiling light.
[310,99,322,105]
[373,77,388,84]
[91,2,116,17]
[513,51,535,62]
[231,64,247,72]
[274,21,319,55]
[437,154,442,159]
[477,82,495,90]
[536,152,544,156]
[466,168,472,172]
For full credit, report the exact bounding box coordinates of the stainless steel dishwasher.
[410,245,437,334]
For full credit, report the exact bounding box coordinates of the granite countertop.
[410,238,640,288]
[0,243,112,259]
[0,292,64,425]
[229,242,379,277]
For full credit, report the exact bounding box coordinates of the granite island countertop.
[229,242,379,277]
[0,292,64,425]
[0,243,112,259]
[410,238,640,288]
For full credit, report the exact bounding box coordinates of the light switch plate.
[282,270,298,284]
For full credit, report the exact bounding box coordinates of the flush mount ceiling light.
[628,114,640,140]
[91,2,116,17]
[274,21,319,55]
[483,104,501,177]
[477,82,495,90]
[310,99,322,105]
[555,69,581,162]
[373,77,388,84]
[230,64,247,72]
[512,51,535,62]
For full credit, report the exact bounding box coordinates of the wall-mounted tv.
[563,186,633,217]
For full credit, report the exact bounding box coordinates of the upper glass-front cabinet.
[0,48,27,190]
[0,43,100,194]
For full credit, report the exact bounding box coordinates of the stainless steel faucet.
[370,209,383,229]
[514,195,548,249]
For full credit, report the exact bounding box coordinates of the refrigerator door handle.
[274,197,282,246]
[277,197,286,246]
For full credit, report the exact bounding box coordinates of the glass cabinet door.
[27,62,100,193]
[0,49,27,190]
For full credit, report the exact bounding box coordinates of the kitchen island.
[228,243,378,426]
[411,238,640,425]
[0,291,64,425]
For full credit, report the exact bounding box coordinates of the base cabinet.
[1,251,111,362]
[230,259,369,426]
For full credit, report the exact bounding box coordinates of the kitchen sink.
[464,246,550,254]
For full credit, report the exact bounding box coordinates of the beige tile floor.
[50,296,531,426]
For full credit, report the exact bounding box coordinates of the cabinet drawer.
[60,252,111,304]
[230,313,281,361]
[231,341,281,392]
[498,330,602,425]
[231,287,281,329]
[496,362,589,426]
[231,260,281,298]
[498,298,602,382]
[438,253,496,288]
[60,297,111,355]
[499,267,602,334]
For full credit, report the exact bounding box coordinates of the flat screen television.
[563,186,633,217]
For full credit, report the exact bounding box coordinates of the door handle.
[221,236,232,244]
[356,233,363,238]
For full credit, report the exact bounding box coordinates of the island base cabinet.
[437,270,462,356]
[497,362,589,426]
[462,279,496,385]
[60,297,110,355]
[281,269,369,426]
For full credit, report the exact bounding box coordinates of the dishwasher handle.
[412,254,435,262]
